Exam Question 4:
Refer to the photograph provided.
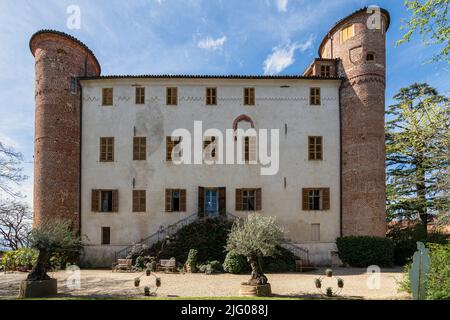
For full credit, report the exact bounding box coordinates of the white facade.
[80,78,341,266]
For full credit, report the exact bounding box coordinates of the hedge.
[336,236,394,267]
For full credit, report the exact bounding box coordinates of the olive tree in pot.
[19,219,82,298]
[226,213,283,297]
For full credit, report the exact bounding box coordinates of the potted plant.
[19,219,82,298]
[326,268,333,277]
[226,213,284,297]
[314,278,322,289]
[155,277,161,287]
[134,277,140,287]
[337,278,344,289]
[146,268,151,276]
[326,287,333,297]
[144,286,150,296]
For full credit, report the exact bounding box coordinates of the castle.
[30,7,389,266]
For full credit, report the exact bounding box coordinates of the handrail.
[114,212,200,260]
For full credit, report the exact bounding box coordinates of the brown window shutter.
[219,187,226,213]
[165,189,172,212]
[322,188,330,210]
[198,187,205,214]
[302,189,309,211]
[256,188,262,211]
[235,189,243,211]
[166,137,173,161]
[141,191,146,212]
[180,189,186,212]
[112,190,119,212]
[110,138,114,161]
[91,190,99,212]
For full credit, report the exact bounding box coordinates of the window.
[166,136,182,161]
[310,88,321,105]
[135,87,145,104]
[243,136,257,163]
[100,137,114,162]
[244,88,255,106]
[366,53,375,61]
[308,136,323,160]
[206,87,217,106]
[166,87,178,105]
[340,24,355,43]
[132,190,146,212]
[165,189,186,212]
[203,136,217,160]
[101,227,110,245]
[133,137,146,161]
[311,224,320,242]
[235,188,262,211]
[302,188,330,211]
[320,65,331,77]
[91,189,119,212]
[102,88,113,106]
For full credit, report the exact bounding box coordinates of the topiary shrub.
[184,249,198,273]
[222,250,249,274]
[198,260,223,274]
[336,236,394,267]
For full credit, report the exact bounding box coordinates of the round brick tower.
[319,8,390,237]
[30,30,101,233]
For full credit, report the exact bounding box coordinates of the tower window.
[166,87,178,105]
[366,53,375,61]
[206,87,217,106]
[310,88,321,106]
[340,24,355,44]
[102,88,113,106]
[244,88,255,106]
[135,87,145,104]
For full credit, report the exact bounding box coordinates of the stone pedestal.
[19,279,57,298]
[239,283,272,297]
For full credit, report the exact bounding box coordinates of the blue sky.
[0,0,449,207]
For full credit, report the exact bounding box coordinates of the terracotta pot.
[19,279,57,298]
[239,283,271,297]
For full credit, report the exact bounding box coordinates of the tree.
[27,219,82,281]
[0,141,28,197]
[386,83,450,227]
[0,201,32,250]
[225,213,283,285]
[397,0,450,63]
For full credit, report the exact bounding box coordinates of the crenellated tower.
[30,30,101,232]
[319,8,390,237]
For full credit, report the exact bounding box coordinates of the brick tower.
[319,8,390,236]
[30,30,101,232]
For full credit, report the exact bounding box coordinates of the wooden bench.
[156,259,177,273]
[112,259,133,272]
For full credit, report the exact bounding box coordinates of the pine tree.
[386,83,449,227]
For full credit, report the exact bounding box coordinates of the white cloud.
[197,36,227,50]
[263,36,314,75]
[276,0,288,12]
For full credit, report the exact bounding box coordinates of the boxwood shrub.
[336,236,394,267]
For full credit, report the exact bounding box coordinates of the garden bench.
[156,259,177,273]
[112,258,133,272]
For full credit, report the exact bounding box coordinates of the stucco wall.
[80,78,341,266]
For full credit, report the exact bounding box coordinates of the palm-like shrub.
[226,213,283,285]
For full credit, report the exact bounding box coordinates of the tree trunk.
[416,158,428,228]
[27,251,51,281]
[246,254,267,285]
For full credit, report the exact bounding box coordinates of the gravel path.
[0,268,409,299]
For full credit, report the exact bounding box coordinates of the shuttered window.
[302,188,330,211]
[308,136,323,160]
[166,87,178,105]
[310,88,321,105]
[102,88,113,106]
[133,137,146,161]
[165,189,186,212]
[243,136,257,163]
[244,88,255,106]
[340,24,355,44]
[320,66,331,77]
[91,190,119,212]
[132,190,146,212]
[235,188,262,211]
[101,227,110,245]
[203,136,217,160]
[135,87,145,104]
[166,136,182,161]
[100,137,114,162]
[206,87,217,105]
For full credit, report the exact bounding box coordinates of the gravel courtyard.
[0,268,409,300]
